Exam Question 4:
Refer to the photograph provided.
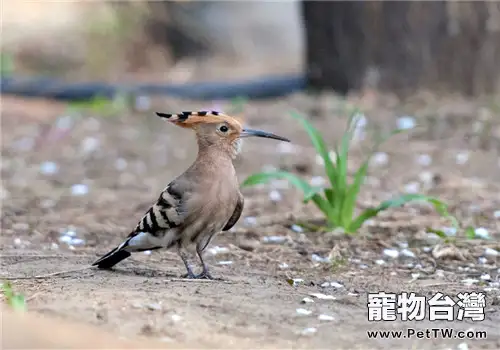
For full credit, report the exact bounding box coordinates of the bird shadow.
[95,266,179,279]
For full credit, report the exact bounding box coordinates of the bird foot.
[193,271,214,280]
[180,270,214,280]
[180,271,196,279]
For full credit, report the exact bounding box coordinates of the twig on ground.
[0,266,93,280]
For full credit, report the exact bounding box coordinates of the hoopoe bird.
[92,111,290,279]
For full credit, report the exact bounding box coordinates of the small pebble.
[480,274,491,281]
[115,158,128,171]
[455,152,469,165]
[371,152,389,166]
[71,184,89,196]
[278,262,289,269]
[489,281,500,288]
[296,308,313,316]
[315,154,324,166]
[318,314,335,321]
[404,181,421,193]
[262,235,288,244]
[291,224,303,233]
[309,293,336,300]
[400,249,416,258]
[383,248,400,259]
[484,248,498,257]
[269,190,282,202]
[422,246,432,253]
[493,210,500,219]
[419,171,435,187]
[359,264,368,269]
[457,342,469,350]
[64,229,77,237]
[462,278,479,286]
[59,235,73,244]
[70,238,85,246]
[397,242,409,249]
[375,259,386,265]
[217,260,233,265]
[478,257,487,264]
[435,270,445,278]
[146,303,162,311]
[50,242,59,250]
[207,246,230,255]
[300,327,317,336]
[416,154,432,167]
[243,216,258,226]
[301,297,314,304]
[310,176,326,187]
[311,254,330,263]
[397,116,416,130]
[143,250,152,255]
[474,227,490,239]
[443,227,457,237]
[171,314,182,322]
[39,161,59,175]
[289,278,304,287]
[13,238,22,246]
[80,137,100,154]
[321,281,344,288]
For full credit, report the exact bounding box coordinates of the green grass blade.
[348,194,452,233]
[241,171,333,220]
[332,111,361,225]
[290,112,338,188]
[341,159,369,228]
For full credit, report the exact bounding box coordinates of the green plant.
[1,282,26,311]
[242,111,457,234]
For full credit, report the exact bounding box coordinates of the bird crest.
[156,111,244,130]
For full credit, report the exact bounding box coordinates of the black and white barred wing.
[92,183,185,269]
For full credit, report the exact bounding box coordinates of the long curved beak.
[240,128,290,142]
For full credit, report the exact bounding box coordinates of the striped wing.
[131,182,184,238]
[91,182,185,268]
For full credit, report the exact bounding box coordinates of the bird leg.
[177,244,196,279]
[194,246,214,280]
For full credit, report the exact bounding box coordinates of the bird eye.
[219,125,229,133]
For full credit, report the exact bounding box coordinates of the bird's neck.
[196,139,240,161]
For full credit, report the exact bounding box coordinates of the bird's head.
[156,111,290,158]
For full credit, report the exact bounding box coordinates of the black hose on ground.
[0,74,306,101]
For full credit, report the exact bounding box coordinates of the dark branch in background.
[0,75,306,101]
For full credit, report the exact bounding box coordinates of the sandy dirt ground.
[1,93,500,349]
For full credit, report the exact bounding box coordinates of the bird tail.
[92,245,131,269]
[92,231,163,269]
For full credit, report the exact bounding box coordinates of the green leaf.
[242,171,316,197]
[1,281,26,311]
[341,159,369,228]
[465,226,476,240]
[241,171,333,219]
[10,294,27,311]
[290,112,338,189]
[348,194,451,233]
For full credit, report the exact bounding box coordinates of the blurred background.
[1,1,500,348]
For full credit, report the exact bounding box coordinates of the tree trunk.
[301,1,500,97]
